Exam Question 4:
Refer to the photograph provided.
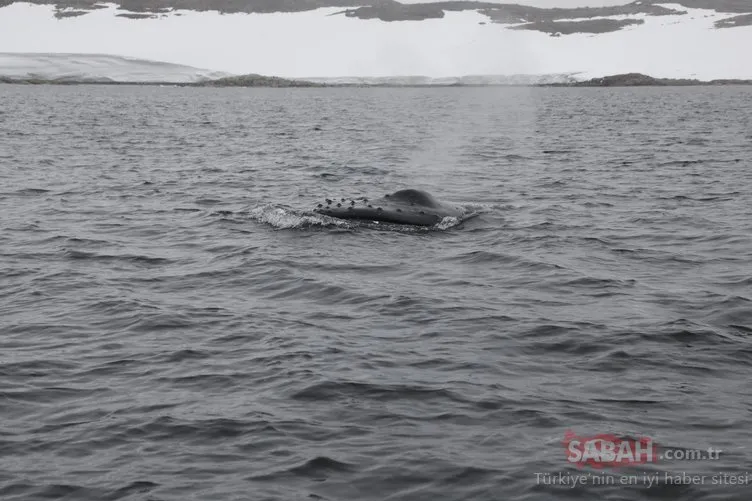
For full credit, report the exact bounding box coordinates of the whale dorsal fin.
[388,189,439,208]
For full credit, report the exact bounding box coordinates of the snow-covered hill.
[0,1,750,81]
[0,52,230,82]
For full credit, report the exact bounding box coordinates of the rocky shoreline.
[2,72,752,88]
[540,73,752,87]
[0,74,324,87]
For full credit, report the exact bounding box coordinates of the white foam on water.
[249,205,352,230]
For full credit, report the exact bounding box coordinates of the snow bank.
[0,52,230,82]
[0,2,749,80]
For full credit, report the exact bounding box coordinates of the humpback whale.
[314,189,463,226]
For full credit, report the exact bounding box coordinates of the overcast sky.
[401,0,629,7]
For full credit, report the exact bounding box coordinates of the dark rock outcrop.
[715,13,752,28]
[480,3,681,24]
[511,18,644,36]
[53,9,87,18]
[647,0,752,14]
[344,4,444,22]
[116,12,158,19]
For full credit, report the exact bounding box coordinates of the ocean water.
[1,84,751,501]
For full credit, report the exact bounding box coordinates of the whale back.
[313,188,462,226]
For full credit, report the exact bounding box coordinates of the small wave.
[62,249,172,266]
[516,325,611,356]
[162,348,212,363]
[0,359,78,378]
[729,324,752,334]
[13,481,158,501]
[129,415,263,442]
[449,249,518,265]
[288,456,356,476]
[158,372,248,390]
[248,456,356,482]
[126,312,196,333]
[659,159,705,167]
[109,481,160,499]
[644,318,752,347]
[0,385,109,404]
[195,198,222,205]
[559,276,637,289]
[64,236,111,246]
[8,187,51,196]
[291,380,466,404]
[316,172,343,181]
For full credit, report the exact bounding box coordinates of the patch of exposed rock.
[344,4,445,21]
[715,13,752,28]
[511,18,644,36]
[648,0,752,14]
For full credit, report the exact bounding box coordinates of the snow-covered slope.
[0,2,750,81]
[304,74,581,85]
[0,52,230,82]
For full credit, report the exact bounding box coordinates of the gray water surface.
[1,85,751,500]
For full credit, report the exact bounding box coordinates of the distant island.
[540,73,752,87]
[193,74,323,87]
[2,73,752,87]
